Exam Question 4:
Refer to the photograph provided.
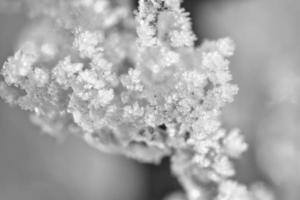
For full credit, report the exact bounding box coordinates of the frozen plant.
[0,0,273,200]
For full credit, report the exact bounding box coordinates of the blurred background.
[0,0,300,200]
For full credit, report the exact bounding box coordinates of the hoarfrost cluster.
[0,0,273,200]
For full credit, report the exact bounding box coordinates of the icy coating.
[0,0,273,200]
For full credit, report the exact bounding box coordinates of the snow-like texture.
[0,0,273,199]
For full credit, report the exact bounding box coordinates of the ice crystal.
[0,0,271,199]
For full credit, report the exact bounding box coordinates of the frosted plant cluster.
[0,0,273,200]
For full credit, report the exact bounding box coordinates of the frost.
[223,129,248,158]
[216,180,250,200]
[0,0,272,200]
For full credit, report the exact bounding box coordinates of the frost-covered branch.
[0,0,273,199]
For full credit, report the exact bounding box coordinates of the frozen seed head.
[0,1,264,200]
